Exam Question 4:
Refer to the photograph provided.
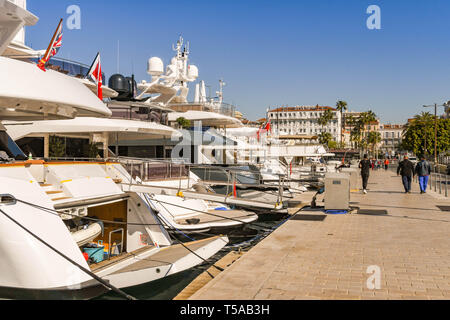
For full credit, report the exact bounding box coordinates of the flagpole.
[38,18,63,70]
[86,52,100,79]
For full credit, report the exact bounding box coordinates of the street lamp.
[423,102,449,163]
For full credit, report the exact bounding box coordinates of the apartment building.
[267,106,342,141]
[380,124,405,155]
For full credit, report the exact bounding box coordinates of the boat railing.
[5,55,105,81]
[114,157,190,181]
[168,102,237,117]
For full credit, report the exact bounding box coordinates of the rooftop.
[268,106,336,113]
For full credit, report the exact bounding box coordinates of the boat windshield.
[0,131,26,161]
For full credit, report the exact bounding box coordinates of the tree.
[407,112,434,157]
[359,110,378,155]
[49,135,66,158]
[83,142,102,159]
[176,117,191,129]
[317,109,334,129]
[367,131,381,156]
[401,116,450,157]
[318,132,333,146]
[336,100,348,146]
[328,140,338,149]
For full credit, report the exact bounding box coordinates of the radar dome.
[108,74,129,94]
[147,57,164,76]
[188,65,199,79]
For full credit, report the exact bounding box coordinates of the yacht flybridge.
[0,0,228,300]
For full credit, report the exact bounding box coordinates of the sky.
[25,0,450,123]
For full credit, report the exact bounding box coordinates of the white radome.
[188,64,199,79]
[147,57,164,76]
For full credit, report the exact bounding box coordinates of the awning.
[168,111,243,128]
[4,117,181,141]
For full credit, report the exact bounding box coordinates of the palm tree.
[367,131,381,157]
[318,108,334,130]
[318,132,333,146]
[360,110,377,155]
[336,100,348,147]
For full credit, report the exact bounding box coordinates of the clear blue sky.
[26,0,450,123]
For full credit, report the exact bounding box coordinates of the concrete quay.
[188,170,450,300]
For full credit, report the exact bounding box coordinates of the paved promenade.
[189,170,450,300]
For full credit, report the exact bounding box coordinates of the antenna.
[117,40,120,73]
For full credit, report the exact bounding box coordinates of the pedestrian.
[359,154,371,194]
[384,158,390,170]
[415,156,431,194]
[397,155,415,194]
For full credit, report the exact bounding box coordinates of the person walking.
[415,156,432,194]
[384,158,390,170]
[359,154,371,194]
[397,155,415,194]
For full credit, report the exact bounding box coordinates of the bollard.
[446,174,448,197]
[434,173,437,192]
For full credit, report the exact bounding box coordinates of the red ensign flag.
[87,53,103,100]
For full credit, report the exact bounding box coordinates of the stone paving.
[189,170,450,300]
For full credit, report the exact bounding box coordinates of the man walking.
[384,158,390,170]
[359,154,371,194]
[397,155,415,193]
[415,156,432,194]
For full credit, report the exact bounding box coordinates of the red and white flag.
[86,52,103,100]
[257,120,271,141]
[37,18,63,71]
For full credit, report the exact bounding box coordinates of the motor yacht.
[0,0,228,299]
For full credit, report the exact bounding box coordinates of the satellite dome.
[188,65,199,79]
[147,57,164,76]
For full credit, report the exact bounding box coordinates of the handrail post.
[445,173,448,197]
[187,165,190,190]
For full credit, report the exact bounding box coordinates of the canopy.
[4,117,181,141]
[169,110,243,128]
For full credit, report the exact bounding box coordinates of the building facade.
[342,111,381,149]
[379,124,405,155]
[267,106,342,141]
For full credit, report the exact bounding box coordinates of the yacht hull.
[0,280,107,300]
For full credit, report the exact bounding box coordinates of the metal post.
[130,162,134,180]
[434,170,437,192]
[439,173,442,194]
[278,175,282,205]
[187,165,190,190]
[226,170,230,196]
[434,103,437,164]
[445,174,448,197]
